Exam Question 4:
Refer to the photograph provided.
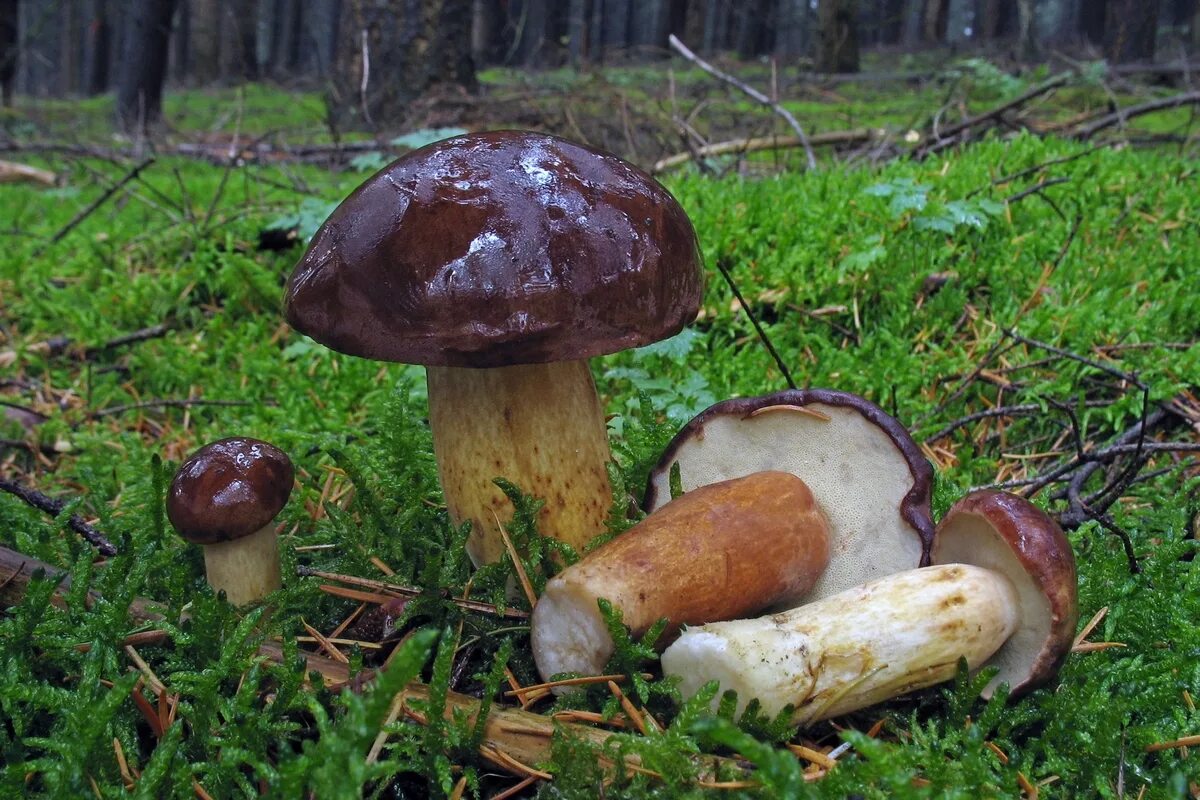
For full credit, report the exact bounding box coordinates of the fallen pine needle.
[295,635,381,649]
[192,778,216,800]
[787,743,837,770]
[1018,771,1038,798]
[608,680,648,736]
[491,775,539,800]
[1073,606,1109,648]
[1071,641,1127,653]
[480,745,554,780]
[985,740,1010,764]
[301,619,349,664]
[303,567,528,618]
[1145,734,1200,752]
[552,709,629,728]
[493,510,537,608]
[504,673,643,697]
[113,737,137,788]
[448,775,467,800]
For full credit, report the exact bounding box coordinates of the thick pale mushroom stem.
[661,564,1019,725]
[427,359,613,567]
[201,524,282,606]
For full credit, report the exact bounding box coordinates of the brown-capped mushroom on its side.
[167,437,294,606]
[660,490,1078,724]
[931,489,1079,698]
[284,130,704,567]
[646,389,936,602]
[530,471,830,683]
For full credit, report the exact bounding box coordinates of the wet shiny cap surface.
[284,130,704,367]
[167,437,294,544]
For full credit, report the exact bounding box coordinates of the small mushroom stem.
[426,359,613,567]
[661,564,1019,725]
[201,524,281,606]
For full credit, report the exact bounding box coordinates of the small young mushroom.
[167,437,294,606]
[531,471,830,682]
[661,490,1077,723]
[284,130,703,567]
[646,389,935,602]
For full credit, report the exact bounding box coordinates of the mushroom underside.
[932,514,1055,697]
[648,402,927,601]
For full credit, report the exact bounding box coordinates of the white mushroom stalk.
[661,564,1019,725]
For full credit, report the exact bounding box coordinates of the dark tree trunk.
[631,0,670,52]
[84,0,112,94]
[0,0,16,105]
[510,0,551,65]
[192,0,221,84]
[330,0,476,127]
[269,0,303,77]
[473,0,502,66]
[922,0,948,40]
[566,0,588,65]
[116,0,178,135]
[880,0,906,42]
[602,0,631,53]
[776,0,811,57]
[1105,0,1158,61]
[1081,0,1106,44]
[818,0,859,71]
[702,0,732,53]
[902,0,923,42]
[219,0,258,80]
[60,0,80,94]
[1016,0,1037,59]
[732,0,771,56]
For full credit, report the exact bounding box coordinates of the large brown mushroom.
[284,131,703,566]
[646,389,935,601]
[167,437,294,606]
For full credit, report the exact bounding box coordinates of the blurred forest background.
[0,0,1194,141]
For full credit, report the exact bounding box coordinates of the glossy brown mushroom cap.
[932,490,1079,698]
[167,438,295,545]
[284,130,704,368]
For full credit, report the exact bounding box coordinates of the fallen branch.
[668,34,817,170]
[0,322,174,366]
[0,477,118,555]
[1071,91,1200,140]
[653,129,882,174]
[916,73,1071,158]
[0,159,57,186]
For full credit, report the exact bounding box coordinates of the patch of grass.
[1,83,1199,798]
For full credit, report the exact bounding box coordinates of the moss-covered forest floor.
[2,57,1200,797]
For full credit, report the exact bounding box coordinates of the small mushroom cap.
[284,130,704,368]
[932,490,1078,698]
[167,437,295,545]
[646,389,935,601]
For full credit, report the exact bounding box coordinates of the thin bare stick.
[714,258,798,390]
[0,477,118,556]
[37,158,155,254]
[653,129,879,173]
[667,34,817,170]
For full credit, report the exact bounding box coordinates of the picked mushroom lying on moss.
[284,130,703,567]
[167,437,294,606]
[531,471,830,683]
[661,490,1078,723]
[647,389,936,602]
